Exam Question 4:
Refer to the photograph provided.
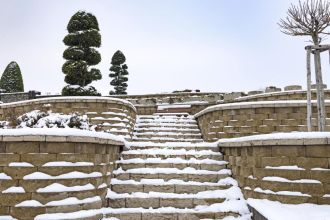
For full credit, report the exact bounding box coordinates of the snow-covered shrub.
[17,110,47,128]
[16,110,94,130]
[62,85,101,96]
[0,121,10,129]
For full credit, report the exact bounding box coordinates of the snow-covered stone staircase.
[105,113,251,219]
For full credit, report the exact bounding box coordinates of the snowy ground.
[248,199,330,220]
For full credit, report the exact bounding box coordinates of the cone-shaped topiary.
[0,61,24,93]
[109,50,129,95]
[62,11,102,96]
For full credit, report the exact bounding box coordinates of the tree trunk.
[314,50,326,131]
[312,35,326,131]
[306,50,312,132]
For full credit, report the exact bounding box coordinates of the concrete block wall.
[218,137,330,205]
[0,134,124,219]
[195,101,330,141]
[0,97,137,137]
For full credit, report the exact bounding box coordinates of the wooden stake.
[314,50,326,131]
[306,50,312,132]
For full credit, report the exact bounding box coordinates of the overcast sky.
[0,0,329,95]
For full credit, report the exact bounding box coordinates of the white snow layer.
[248,198,330,220]
[23,171,103,180]
[37,183,95,193]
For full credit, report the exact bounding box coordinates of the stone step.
[133,133,202,139]
[108,196,226,209]
[104,211,240,220]
[131,137,204,143]
[135,123,199,128]
[110,178,233,193]
[127,144,219,152]
[117,159,227,171]
[134,127,201,134]
[136,118,197,123]
[113,168,231,182]
[121,149,223,160]
[7,197,102,220]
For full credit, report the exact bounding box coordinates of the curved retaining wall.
[195,100,330,141]
[0,97,137,138]
[218,133,330,205]
[234,89,330,103]
[0,130,124,219]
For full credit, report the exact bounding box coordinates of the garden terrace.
[0,129,124,219]
[218,133,330,205]
[0,97,137,138]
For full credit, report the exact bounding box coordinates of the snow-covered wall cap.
[0,128,125,145]
[0,96,136,112]
[194,100,330,118]
[236,89,330,102]
[217,132,330,147]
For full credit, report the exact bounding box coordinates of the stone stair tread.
[113,167,231,175]
[116,158,227,165]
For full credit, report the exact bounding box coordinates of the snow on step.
[36,183,95,193]
[107,112,251,219]
[117,157,228,165]
[122,148,221,157]
[113,167,231,175]
[111,177,238,187]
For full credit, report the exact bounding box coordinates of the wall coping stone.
[0,128,125,145]
[217,132,330,147]
[194,100,330,118]
[235,89,330,102]
[0,96,137,113]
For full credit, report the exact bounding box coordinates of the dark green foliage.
[109,50,129,95]
[62,85,101,96]
[62,11,102,96]
[0,61,24,93]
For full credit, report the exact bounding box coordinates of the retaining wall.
[0,97,137,138]
[218,134,330,205]
[195,101,330,141]
[0,131,124,219]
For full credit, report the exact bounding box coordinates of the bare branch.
[278,0,330,44]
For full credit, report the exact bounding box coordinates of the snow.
[117,157,227,165]
[35,209,101,220]
[122,148,221,156]
[0,128,125,143]
[16,200,43,207]
[254,187,311,197]
[111,177,237,186]
[0,173,12,180]
[37,183,95,193]
[265,165,305,170]
[0,96,136,112]
[311,168,330,171]
[42,161,94,167]
[8,162,34,167]
[2,186,25,193]
[113,167,231,175]
[23,171,103,180]
[248,198,330,220]
[218,132,330,144]
[157,104,191,110]
[0,216,17,220]
[125,141,218,148]
[262,176,321,184]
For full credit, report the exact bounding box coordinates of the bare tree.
[279,0,330,45]
[279,0,330,131]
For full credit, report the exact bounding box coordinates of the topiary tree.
[109,50,129,95]
[62,11,102,96]
[0,61,24,93]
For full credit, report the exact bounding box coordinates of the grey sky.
[0,0,329,95]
